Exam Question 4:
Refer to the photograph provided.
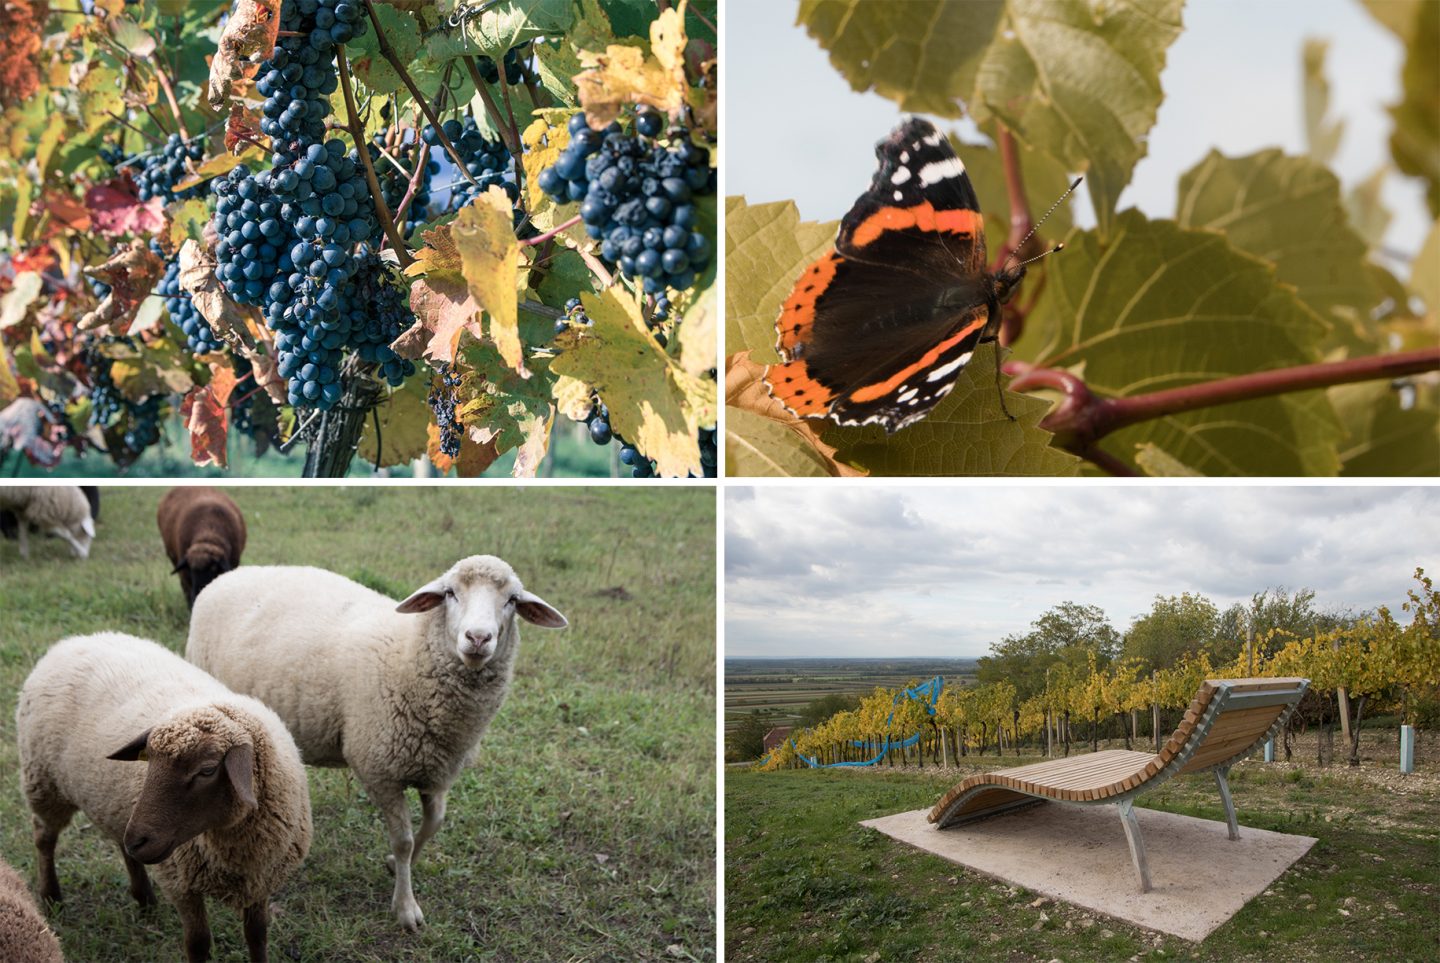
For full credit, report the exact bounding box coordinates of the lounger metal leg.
[1117,800,1152,893]
[1214,767,1240,840]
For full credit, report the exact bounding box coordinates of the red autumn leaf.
[86,179,165,237]
[10,246,57,275]
[225,100,264,154]
[208,362,239,407]
[35,190,91,237]
[182,383,229,468]
[404,274,484,364]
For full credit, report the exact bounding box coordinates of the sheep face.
[106,711,257,865]
[396,555,568,669]
[51,516,95,559]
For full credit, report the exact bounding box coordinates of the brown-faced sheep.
[187,556,567,931]
[16,633,312,963]
[0,856,63,963]
[0,487,94,559]
[157,487,247,608]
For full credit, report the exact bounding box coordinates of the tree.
[1123,593,1220,670]
[977,601,1121,700]
[728,712,770,763]
[797,693,861,728]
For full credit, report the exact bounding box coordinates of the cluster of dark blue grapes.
[84,346,167,456]
[213,166,287,306]
[583,396,656,478]
[554,296,591,337]
[152,242,224,354]
[427,362,464,458]
[122,396,164,453]
[86,349,124,426]
[255,0,361,145]
[425,117,518,212]
[698,426,717,477]
[132,133,207,203]
[341,253,417,383]
[538,111,713,294]
[472,46,536,86]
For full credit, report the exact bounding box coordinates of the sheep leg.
[17,521,29,559]
[121,851,157,907]
[175,891,213,962]
[242,900,269,962]
[410,790,448,867]
[32,815,68,904]
[373,786,424,931]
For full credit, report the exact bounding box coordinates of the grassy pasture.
[726,757,1438,963]
[0,485,716,962]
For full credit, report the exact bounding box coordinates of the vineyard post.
[940,728,948,767]
[1013,709,1021,757]
[1063,710,1071,756]
[1151,671,1160,754]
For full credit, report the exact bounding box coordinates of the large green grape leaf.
[1412,220,1440,314]
[973,0,1184,237]
[723,197,834,360]
[347,3,422,96]
[1176,150,1381,350]
[1302,39,1343,166]
[550,286,712,476]
[358,378,433,468]
[1014,209,1342,476]
[795,0,1004,118]
[1331,381,1440,477]
[821,343,1081,476]
[1382,0,1439,217]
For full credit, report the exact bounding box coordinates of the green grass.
[0,486,716,962]
[726,762,1439,963]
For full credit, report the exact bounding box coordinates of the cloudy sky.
[725,485,1440,659]
[727,0,1430,265]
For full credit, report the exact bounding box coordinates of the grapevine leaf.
[107,337,197,398]
[509,409,552,477]
[451,187,523,372]
[77,63,126,139]
[181,383,229,468]
[550,286,710,476]
[208,0,282,109]
[108,15,157,59]
[359,378,432,468]
[1015,210,1341,476]
[551,374,593,420]
[79,240,166,337]
[1412,220,1440,314]
[723,197,835,360]
[973,0,1184,236]
[1302,39,1343,166]
[0,344,19,403]
[520,112,572,217]
[1176,150,1381,349]
[725,352,861,478]
[1332,381,1440,477]
[1345,167,1393,253]
[176,240,269,362]
[455,432,503,477]
[678,283,716,380]
[574,4,688,127]
[130,293,165,336]
[348,3,422,96]
[470,0,575,58]
[85,180,165,237]
[174,145,266,193]
[163,198,212,254]
[533,36,584,108]
[405,221,466,279]
[37,189,92,239]
[796,0,1004,119]
[1134,443,1203,477]
[822,343,1081,477]
[1385,0,1439,217]
[404,272,483,364]
[0,272,43,330]
[958,125,1076,256]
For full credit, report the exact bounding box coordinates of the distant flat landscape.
[725,657,980,734]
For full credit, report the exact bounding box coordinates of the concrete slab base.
[861,803,1317,941]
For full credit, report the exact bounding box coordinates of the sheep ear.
[515,590,567,628]
[396,580,446,614]
[223,743,257,810]
[82,517,96,539]
[107,729,153,762]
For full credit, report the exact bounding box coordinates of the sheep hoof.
[394,902,424,932]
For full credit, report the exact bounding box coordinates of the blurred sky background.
[725,0,1430,268]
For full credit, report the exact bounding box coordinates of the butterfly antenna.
[1002,176,1084,272]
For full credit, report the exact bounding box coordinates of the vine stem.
[335,45,412,269]
[107,111,162,146]
[152,60,191,141]
[358,0,481,190]
[996,125,1031,347]
[464,56,523,159]
[519,214,581,247]
[1005,347,1440,469]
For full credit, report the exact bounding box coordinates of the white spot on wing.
[925,350,973,382]
[900,151,910,163]
[923,131,944,146]
[896,387,918,404]
[893,190,903,200]
[918,157,966,186]
[891,166,912,185]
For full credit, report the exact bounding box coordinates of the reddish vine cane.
[991,125,1440,474]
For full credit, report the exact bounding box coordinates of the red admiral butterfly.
[764,118,1060,433]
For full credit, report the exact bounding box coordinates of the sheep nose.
[124,835,149,858]
[466,630,493,646]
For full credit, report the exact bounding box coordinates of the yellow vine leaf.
[451,187,523,374]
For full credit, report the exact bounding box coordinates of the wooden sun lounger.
[928,677,1309,892]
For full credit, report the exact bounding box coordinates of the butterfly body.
[764,118,1026,433]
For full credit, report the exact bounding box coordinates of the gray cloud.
[725,486,1440,658]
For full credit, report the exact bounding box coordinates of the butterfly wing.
[764,118,999,433]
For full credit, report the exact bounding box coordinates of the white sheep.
[16,633,312,963]
[0,487,94,559]
[0,855,63,963]
[186,555,567,931]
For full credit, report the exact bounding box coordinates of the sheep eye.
[443,588,456,599]
[197,765,219,778]
[507,595,518,606]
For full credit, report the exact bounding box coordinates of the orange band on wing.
[849,204,980,250]
[846,313,987,404]
[776,251,842,356]
[764,360,835,417]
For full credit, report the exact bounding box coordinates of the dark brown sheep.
[157,487,247,609]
